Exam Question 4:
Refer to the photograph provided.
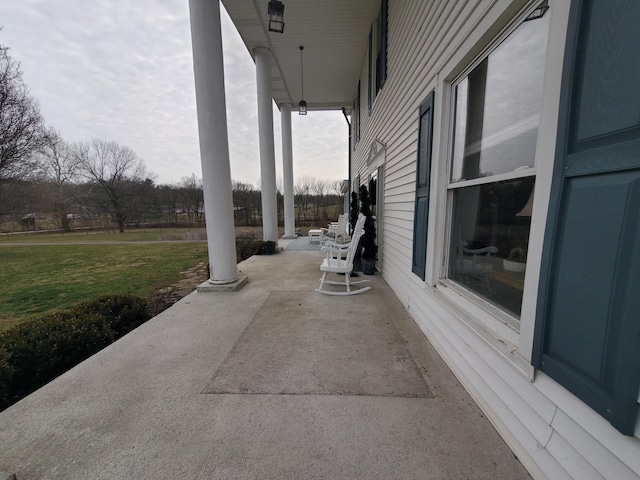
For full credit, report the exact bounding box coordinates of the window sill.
[434,280,534,380]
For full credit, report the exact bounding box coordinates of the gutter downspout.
[342,107,351,227]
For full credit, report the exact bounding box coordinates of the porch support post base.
[197,276,248,292]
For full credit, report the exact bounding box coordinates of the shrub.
[359,185,377,260]
[350,191,359,234]
[0,294,150,410]
[235,232,264,262]
[0,311,115,403]
[0,347,13,407]
[71,294,151,338]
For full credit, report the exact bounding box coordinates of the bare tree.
[0,43,46,182]
[0,180,46,226]
[74,139,149,233]
[330,179,346,218]
[179,173,204,222]
[0,42,46,210]
[312,178,330,221]
[232,180,256,226]
[293,183,304,223]
[158,183,181,224]
[295,176,314,223]
[38,129,79,230]
[330,179,344,199]
[128,177,157,226]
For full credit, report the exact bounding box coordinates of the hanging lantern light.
[298,100,307,115]
[267,1,285,33]
[524,0,549,21]
[298,46,307,115]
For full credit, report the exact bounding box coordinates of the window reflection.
[449,177,534,317]
[447,6,550,319]
[451,13,550,183]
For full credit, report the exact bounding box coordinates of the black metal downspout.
[342,107,351,226]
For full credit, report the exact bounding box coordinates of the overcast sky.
[0,0,349,187]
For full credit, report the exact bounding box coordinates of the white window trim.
[443,14,545,327]
[425,1,570,376]
[448,167,536,190]
[517,0,571,363]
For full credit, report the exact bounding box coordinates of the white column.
[281,103,296,238]
[189,0,237,284]
[254,47,278,243]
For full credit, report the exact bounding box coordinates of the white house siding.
[351,1,640,479]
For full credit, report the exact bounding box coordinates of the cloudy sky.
[0,0,349,186]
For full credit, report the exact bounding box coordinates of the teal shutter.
[367,29,373,114]
[357,82,361,142]
[533,0,640,435]
[412,92,435,280]
[379,0,388,90]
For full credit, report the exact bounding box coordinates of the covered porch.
[0,248,529,479]
[191,0,378,286]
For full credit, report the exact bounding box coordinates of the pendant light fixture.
[298,45,307,115]
[267,1,285,33]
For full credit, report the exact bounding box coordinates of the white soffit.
[221,0,380,111]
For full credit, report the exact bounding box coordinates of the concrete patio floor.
[0,249,531,480]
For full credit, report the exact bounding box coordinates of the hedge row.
[235,232,267,262]
[0,294,150,411]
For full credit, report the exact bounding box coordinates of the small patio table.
[308,229,322,243]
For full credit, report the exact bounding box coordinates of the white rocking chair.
[455,241,499,294]
[320,214,350,244]
[316,214,371,296]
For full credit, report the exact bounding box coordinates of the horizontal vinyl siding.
[387,266,567,480]
[535,373,640,476]
[352,1,640,479]
[410,294,640,480]
[550,409,639,480]
[352,0,487,314]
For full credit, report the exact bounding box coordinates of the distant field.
[0,228,207,244]
[0,226,297,244]
[0,241,208,331]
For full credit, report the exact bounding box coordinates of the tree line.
[0,40,344,233]
[233,176,345,228]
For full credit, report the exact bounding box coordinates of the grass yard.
[0,242,208,331]
[0,228,207,244]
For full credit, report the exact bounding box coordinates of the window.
[368,0,388,113]
[446,7,550,319]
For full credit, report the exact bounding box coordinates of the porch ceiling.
[221,0,380,112]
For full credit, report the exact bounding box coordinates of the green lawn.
[0,242,208,331]
[0,228,205,244]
